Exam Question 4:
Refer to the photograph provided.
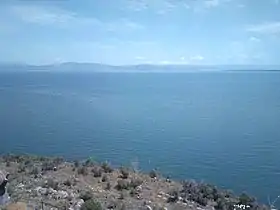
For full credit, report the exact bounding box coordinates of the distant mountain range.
[0,62,280,72]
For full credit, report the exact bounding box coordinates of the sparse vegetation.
[92,167,102,177]
[129,177,143,189]
[44,178,59,190]
[74,160,80,168]
[105,182,111,190]
[149,169,157,178]
[101,174,108,182]
[64,179,72,187]
[78,166,88,176]
[167,189,179,203]
[42,161,56,171]
[116,179,130,191]
[30,166,40,176]
[80,191,94,202]
[119,167,129,179]
[101,162,114,173]
[81,198,102,210]
[0,154,271,210]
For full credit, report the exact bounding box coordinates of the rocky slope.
[0,154,271,210]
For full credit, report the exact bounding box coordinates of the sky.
[0,0,280,65]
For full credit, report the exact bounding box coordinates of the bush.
[149,169,157,178]
[129,178,143,189]
[92,167,102,177]
[17,164,26,173]
[84,159,95,167]
[239,192,255,206]
[130,188,138,197]
[81,199,102,210]
[167,189,179,203]
[101,162,114,173]
[64,179,72,187]
[80,191,93,202]
[120,167,129,179]
[105,182,111,190]
[45,178,59,190]
[116,180,130,191]
[101,174,108,182]
[74,160,80,168]
[30,166,40,176]
[42,161,55,171]
[5,161,11,167]
[53,157,64,165]
[78,166,88,176]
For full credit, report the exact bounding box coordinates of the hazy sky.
[0,0,280,65]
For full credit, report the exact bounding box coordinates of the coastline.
[0,154,271,210]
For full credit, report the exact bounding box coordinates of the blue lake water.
[0,71,280,205]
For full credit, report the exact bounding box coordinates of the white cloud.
[204,0,220,8]
[125,0,149,11]
[190,55,204,61]
[8,4,144,33]
[11,5,101,25]
[183,3,191,9]
[247,22,280,34]
[135,56,146,60]
[237,4,245,8]
[249,36,261,42]
[159,60,172,65]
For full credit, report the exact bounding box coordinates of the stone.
[146,205,153,210]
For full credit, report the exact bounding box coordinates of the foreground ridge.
[0,154,272,210]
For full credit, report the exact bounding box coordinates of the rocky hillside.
[0,154,271,210]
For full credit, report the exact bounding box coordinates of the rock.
[6,202,27,210]
[35,186,48,195]
[136,185,142,192]
[145,205,153,210]
[16,183,25,189]
[57,190,68,199]
[74,199,84,210]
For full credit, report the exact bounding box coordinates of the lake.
[0,71,280,205]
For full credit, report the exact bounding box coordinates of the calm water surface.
[0,71,280,204]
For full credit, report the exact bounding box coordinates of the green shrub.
[101,162,113,173]
[92,167,102,177]
[42,161,55,171]
[18,164,26,173]
[81,199,102,210]
[30,166,40,176]
[101,174,108,182]
[167,189,179,203]
[105,182,111,190]
[239,192,255,206]
[149,169,157,178]
[129,178,143,189]
[5,161,11,167]
[45,178,59,190]
[116,179,130,191]
[80,191,93,202]
[78,166,88,176]
[74,160,80,168]
[84,159,95,167]
[120,167,129,179]
[64,179,72,187]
